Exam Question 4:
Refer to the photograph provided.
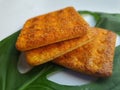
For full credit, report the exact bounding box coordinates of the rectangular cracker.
[16,7,89,51]
[25,28,96,66]
[53,28,116,77]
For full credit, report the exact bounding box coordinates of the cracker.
[16,7,89,51]
[53,28,116,77]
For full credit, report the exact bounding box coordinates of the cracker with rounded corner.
[16,7,89,51]
[53,28,116,77]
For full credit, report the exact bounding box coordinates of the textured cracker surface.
[53,28,116,77]
[25,29,96,66]
[16,7,89,51]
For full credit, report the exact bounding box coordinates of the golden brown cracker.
[16,7,89,51]
[53,28,116,77]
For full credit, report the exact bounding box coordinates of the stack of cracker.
[16,7,116,77]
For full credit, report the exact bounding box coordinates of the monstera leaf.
[79,11,120,35]
[0,11,120,90]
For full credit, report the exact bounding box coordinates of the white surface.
[17,53,33,74]
[47,69,97,86]
[0,0,120,86]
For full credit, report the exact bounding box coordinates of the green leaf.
[79,11,120,35]
[96,14,120,35]
[0,11,120,90]
[0,31,61,90]
[78,11,100,21]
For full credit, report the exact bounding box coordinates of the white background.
[0,0,120,86]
